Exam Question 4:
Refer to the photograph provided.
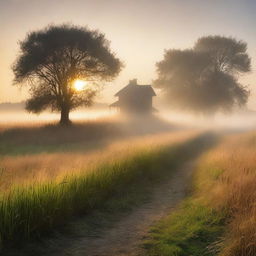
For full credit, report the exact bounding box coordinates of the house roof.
[115,83,156,97]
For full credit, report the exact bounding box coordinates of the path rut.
[55,161,195,256]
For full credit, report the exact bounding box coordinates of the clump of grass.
[0,132,208,249]
[144,199,224,256]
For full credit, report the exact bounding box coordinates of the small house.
[110,79,156,114]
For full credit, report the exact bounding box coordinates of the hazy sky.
[1,0,256,108]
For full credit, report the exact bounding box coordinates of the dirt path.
[55,161,195,256]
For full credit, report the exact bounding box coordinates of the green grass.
[0,133,214,250]
[144,198,225,256]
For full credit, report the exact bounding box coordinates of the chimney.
[129,79,137,86]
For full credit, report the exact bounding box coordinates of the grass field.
[0,118,207,250]
[144,131,256,256]
[1,116,255,255]
[0,119,190,191]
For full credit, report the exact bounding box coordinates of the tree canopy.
[154,36,251,115]
[13,24,122,124]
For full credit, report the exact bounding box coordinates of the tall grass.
[145,131,256,256]
[195,132,256,256]
[0,130,206,249]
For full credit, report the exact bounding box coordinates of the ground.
[45,162,195,256]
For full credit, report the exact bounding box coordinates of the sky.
[0,0,256,108]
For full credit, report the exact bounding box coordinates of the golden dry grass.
[195,132,256,256]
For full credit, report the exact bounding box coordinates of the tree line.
[12,24,251,124]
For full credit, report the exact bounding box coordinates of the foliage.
[194,36,251,74]
[13,24,122,124]
[155,36,251,115]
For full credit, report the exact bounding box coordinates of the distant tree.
[154,36,251,115]
[194,36,251,74]
[13,24,122,125]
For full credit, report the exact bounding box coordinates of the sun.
[73,79,87,91]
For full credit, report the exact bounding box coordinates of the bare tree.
[154,36,251,115]
[13,24,122,125]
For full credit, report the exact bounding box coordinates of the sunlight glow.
[73,79,87,91]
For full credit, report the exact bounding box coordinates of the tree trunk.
[60,106,71,125]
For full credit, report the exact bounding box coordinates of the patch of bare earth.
[52,161,194,256]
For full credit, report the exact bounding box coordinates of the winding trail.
[55,161,195,256]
